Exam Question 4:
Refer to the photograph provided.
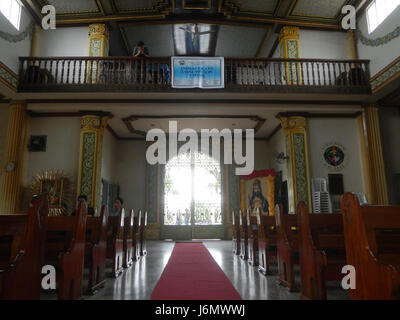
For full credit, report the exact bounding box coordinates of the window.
[0,0,22,30]
[367,0,400,33]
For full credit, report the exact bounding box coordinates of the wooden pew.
[123,209,134,268]
[131,210,141,261]
[257,212,277,275]
[275,204,299,291]
[139,210,148,256]
[341,192,400,300]
[107,208,125,277]
[0,195,49,300]
[239,209,249,261]
[232,210,241,256]
[85,205,108,295]
[297,202,346,300]
[45,201,87,300]
[248,210,259,267]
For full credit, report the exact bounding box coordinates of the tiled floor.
[42,240,349,300]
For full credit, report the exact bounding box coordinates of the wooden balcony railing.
[18,56,371,94]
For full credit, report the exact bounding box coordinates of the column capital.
[80,114,111,131]
[80,114,101,130]
[362,103,380,110]
[279,116,307,131]
[88,24,109,38]
[279,26,300,41]
[9,100,27,108]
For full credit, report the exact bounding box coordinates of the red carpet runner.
[151,242,242,300]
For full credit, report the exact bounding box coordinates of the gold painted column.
[280,116,312,213]
[0,101,28,214]
[88,23,109,57]
[279,26,301,85]
[78,115,109,212]
[347,30,358,60]
[359,105,388,205]
[87,24,109,83]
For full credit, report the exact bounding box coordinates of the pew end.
[341,193,400,300]
[239,210,249,261]
[276,204,299,292]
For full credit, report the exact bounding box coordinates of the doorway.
[161,151,224,240]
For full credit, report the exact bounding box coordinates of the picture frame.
[240,169,275,216]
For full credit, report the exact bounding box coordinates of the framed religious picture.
[31,170,72,216]
[240,169,275,217]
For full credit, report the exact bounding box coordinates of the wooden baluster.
[140,59,143,84]
[71,60,76,84]
[89,59,93,84]
[124,59,128,84]
[278,60,282,85]
[133,59,137,84]
[53,59,58,84]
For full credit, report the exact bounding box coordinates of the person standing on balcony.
[133,41,150,58]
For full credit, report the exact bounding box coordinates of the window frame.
[0,0,22,31]
[366,0,400,34]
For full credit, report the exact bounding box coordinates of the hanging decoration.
[357,26,400,47]
[0,21,35,43]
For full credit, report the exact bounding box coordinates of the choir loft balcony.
[18,57,371,95]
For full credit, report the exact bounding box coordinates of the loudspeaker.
[328,174,344,195]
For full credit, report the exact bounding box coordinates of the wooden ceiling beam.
[55,13,342,30]
[255,24,279,58]
[20,0,42,26]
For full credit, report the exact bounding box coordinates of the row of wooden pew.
[0,195,148,300]
[232,192,400,300]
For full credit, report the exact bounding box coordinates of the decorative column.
[88,24,109,57]
[77,115,109,212]
[87,24,109,83]
[347,30,358,60]
[279,116,312,213]
[360,105,389,205]
[0,101,28,214]
[279,26,301,85]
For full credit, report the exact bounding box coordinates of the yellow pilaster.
[77,115,109,212]
[30,24,41,57]
[88,23,109,57]
[279,116,311,213]
[0,101,28,214]
[87,24,109,83]
[360,105,389,205]
[279,26,301,84]
[347,30,358,60]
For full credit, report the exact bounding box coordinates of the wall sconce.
[275,152,289,164]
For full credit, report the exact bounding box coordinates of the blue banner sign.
[171,57,225,89]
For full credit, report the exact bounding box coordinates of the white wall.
[24,117,81,189]
[35,27,89,57]
[115,140,147,212]
[0,105,10,180]
[101,129,118,184]
[299,30,349,59]
[272,29,349,59]
[357,6,400,76]
[267,128,287,180]
[307,118,365,195]
[0,7,32,72]
[254,140,270,170]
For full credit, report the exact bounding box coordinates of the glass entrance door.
[162,151,224,240]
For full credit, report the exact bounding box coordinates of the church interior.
[0,0,399,302]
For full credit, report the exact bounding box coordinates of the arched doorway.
[162,151,224,240]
